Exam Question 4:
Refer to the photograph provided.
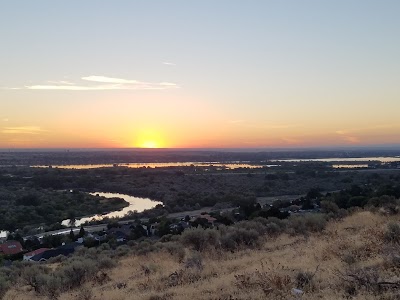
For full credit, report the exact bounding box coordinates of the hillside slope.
[4,211,400,300]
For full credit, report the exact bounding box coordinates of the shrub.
[158,242,185,262]
[288,214,327,235]
[37,274,62,300]
[184,252,203,271]
[47,255,67,264]
[0,274,9,300]
[58,258,98,289]
[76,287,93,300]
[384,223,400,244]
[134,240,158,255]
[265,223,282,236]
[234,220,268,235]
[20,264,50,292]
[220,227,260,251]
[159,234,174,242]
[181,227,219,252]
[320,200,340,215]
[115,245,130,257]
[296,271,315,291]
[97,256,116,269]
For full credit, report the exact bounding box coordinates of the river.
[33,162,277,169]
[272,156,400,163]
[61,192,162,227]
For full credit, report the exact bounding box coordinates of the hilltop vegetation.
[2,210,400,299]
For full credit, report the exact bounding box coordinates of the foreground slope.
[4,211,400,300]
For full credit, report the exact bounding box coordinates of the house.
[30,242,81,262]
[87,233,107,242]
[0,241,23,256]
[23,248,50,261]
[148,223,159,236]
[30,248,74,262]
[107,225,131,242]
[169,221,190,233]
[193,214,217,226]
[201,214,217,225]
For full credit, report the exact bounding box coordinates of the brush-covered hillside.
[2,209,400,300]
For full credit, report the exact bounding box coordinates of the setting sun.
[135,129,165,148]
[140,140,159,148]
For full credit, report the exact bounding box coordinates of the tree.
[67,211,76,228]
[69,228,75,241]
[78,225,85,238]
[306,188,322,200]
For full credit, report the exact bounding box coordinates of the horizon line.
[1,144,400,152]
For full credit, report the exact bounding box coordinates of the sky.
[1,1,400,149]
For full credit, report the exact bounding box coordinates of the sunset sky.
[1,1,400,148]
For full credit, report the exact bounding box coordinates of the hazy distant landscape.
[1,148,400,166]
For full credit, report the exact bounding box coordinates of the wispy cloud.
[229,120,245,124]
[3,118,8,122]
[82,76,139,84]
[47,80,74,85]
[343,136,360,143]
[335,129,360,144]
[26,84,121,91]
[281,137,301,144]
[228,120,301,130]
[4,76,180,91]
[163,62,176,66]
[335,124,399,144]
[2,126,48,135]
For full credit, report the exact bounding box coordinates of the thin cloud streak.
[5,75,180,91]
[82,76,140,84]
[335,124,399,144]
[47,80,74,85]
[2,126,48,135]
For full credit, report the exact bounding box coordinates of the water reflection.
[62,192,162,227]
[332,164,369,169]
[273,156,400,163]
[33,162,277,170]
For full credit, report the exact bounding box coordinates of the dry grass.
[4,211,400,300]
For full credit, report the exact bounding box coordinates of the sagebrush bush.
[59,258,99,289]
[234,220,268,235]
[225,228,260,249]
[157,241,185,262]
[37,274,62,300]
[184,252,203,270]
[180,227,219,252]
[97,256,116,269]
[134,240,158,255]
[115,245,130,257]
[296,270,315,291]
[288,213,327,235]
[0,274,9,300]
[20,264,50,292]
[384,223,400,244]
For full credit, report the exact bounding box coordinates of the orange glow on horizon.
[134,129,165,148]
[139,140,159,148]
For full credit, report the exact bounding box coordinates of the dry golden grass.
[4,211,400,300]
